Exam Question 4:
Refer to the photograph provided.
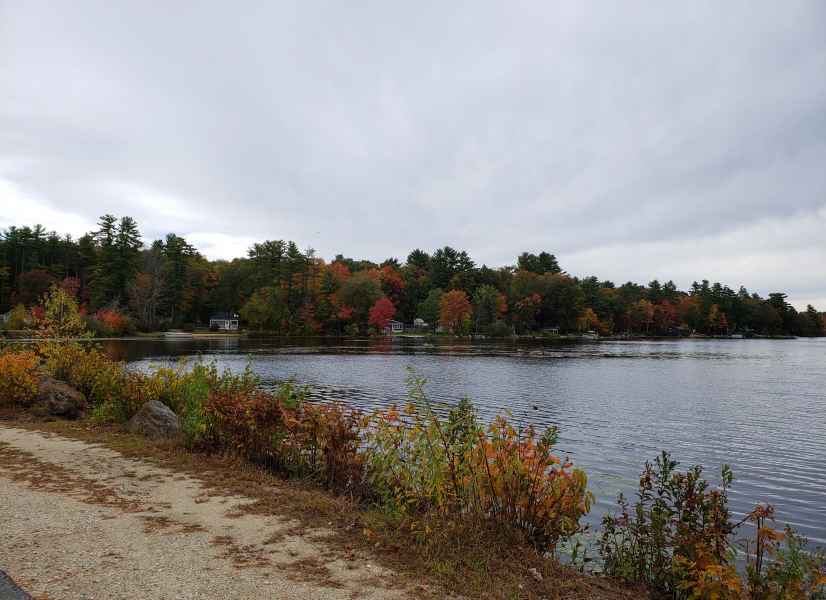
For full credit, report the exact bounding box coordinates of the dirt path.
[0,425,410,600]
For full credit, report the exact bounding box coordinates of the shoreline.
[1,331,809,343]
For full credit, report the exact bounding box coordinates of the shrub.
[365,372,592,553]
[159,361,258,447]
[45,344,126,404]
[599,452,826,600]
[205,381,366,493]
[743,507,826,600]
[5,304,29,330]
[599,452,740,597]
[486,320,512,337]
[0,349,39,407]
[91,308,133,336]
[280,399,366,493]
[42,342,137,422]
[206,383,300,466]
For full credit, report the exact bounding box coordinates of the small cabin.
[383,320,405,335]
[413,317,428,329]
[209,312,240,331]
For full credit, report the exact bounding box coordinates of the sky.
[1,2,825,310]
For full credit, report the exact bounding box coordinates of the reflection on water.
[113,336,826,547]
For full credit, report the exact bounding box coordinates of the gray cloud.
[1,1,825,308]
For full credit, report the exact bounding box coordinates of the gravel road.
[0,425,409,600]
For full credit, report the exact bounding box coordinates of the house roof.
[210,312,239,320]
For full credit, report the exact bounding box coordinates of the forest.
[1,215,824,337]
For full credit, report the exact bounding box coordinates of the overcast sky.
[1,2,825,309]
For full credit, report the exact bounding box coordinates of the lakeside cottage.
[382,320,405,335]
[209,312,240,331]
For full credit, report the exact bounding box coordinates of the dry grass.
[0,410,647,600]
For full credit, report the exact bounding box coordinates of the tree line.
[1,216,824,337]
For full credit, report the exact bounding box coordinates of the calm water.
[112,336,826,547]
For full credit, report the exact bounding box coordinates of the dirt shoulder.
[0,424,410,600]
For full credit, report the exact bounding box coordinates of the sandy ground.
[0,425,410,600]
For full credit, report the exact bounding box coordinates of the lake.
[110,336,826,548]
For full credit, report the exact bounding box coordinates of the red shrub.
[94,309,132,336]
[205,384,365,493]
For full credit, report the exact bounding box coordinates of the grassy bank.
[0,413,639,600]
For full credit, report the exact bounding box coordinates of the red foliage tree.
[15,269,56,306]
[653,300,678,333]
[368,297,396,332]
[59,276,81,299]
[514,293,542,332]
[328,262,351,284]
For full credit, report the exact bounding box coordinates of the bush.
[207,386,291,464]
[42,342,148,422]
[280,399,366,493]
[599,452,740,597]
[0,349,39,407]
[743,507,826,600]
[486,320,512,337]
[91,308,133,336]
[365,372,592,553]
[205,381,365,492]
[598,452,826,599]
[4,304,29,330]
[45,343,128,411]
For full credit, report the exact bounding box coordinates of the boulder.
[128,400,180,439]
[0,570,34,600]
[34,376,87,419]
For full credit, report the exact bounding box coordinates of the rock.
[528,567,543,582]
[34,376,87,419]
[128,400,180,439]
[0,569,33,600]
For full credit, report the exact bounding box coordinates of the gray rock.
[128,400,180,439]
[0,569,33,599]
[34,376,87,419]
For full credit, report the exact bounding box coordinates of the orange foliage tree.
[439,289,472,333]
[379,265,406,306]
[577,307,600,332]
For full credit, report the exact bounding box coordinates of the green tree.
[472,284,501,332]
[517,251,561,275]
[417,288,443,327]
[429,246,475,290]
[338,271,383,331]
[161,234,196,324]
[240,286,289,331]
[91,214,118,307]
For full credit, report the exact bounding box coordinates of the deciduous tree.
[368,297,396,332]
[439,289,472,333]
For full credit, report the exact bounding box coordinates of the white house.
[209,312,240,331]
[383,320,405,335]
